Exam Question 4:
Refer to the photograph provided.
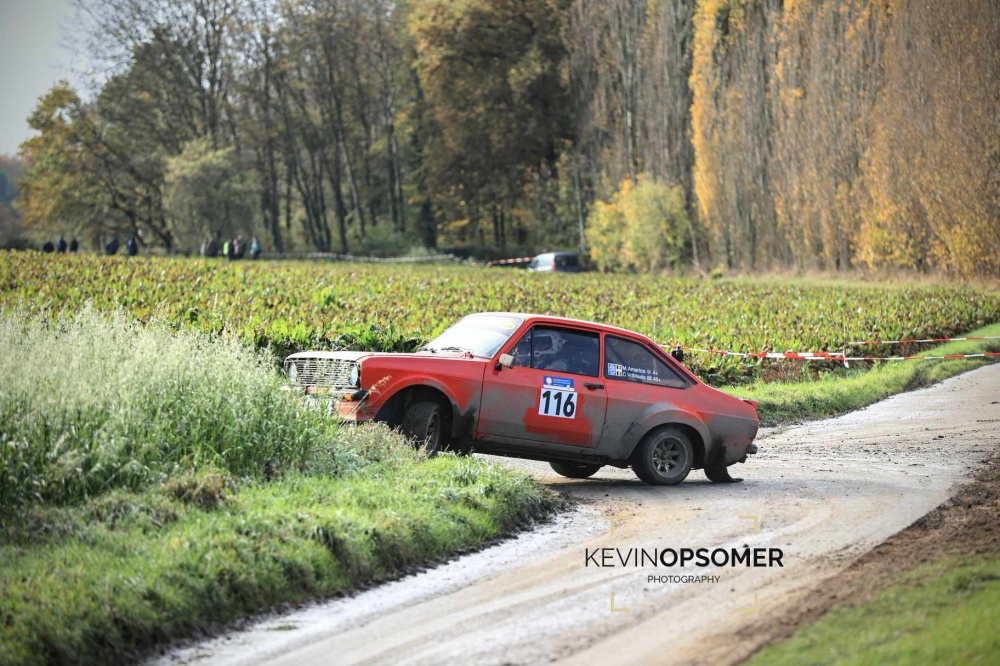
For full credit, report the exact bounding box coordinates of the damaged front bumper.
[283,385,373,420]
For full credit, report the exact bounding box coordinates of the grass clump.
[160,466,238,509]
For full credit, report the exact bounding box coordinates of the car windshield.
[423,314,524,358]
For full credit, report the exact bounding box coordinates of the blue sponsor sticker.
[543,376,575,390]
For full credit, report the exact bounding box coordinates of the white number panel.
[538,388,577,419]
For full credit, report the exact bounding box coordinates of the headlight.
[348,363,360,388]
[287,362,299,384]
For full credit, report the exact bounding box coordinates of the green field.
[3,252,999,384]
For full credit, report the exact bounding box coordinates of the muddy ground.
[157,363,1000,666]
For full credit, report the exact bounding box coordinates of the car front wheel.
[631,426,694,486]
[402,401,444,456]
[549,460,602,479]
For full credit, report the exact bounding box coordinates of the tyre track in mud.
[158,363,1000,666]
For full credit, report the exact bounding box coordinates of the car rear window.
[604,336,688,388]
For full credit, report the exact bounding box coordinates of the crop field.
[2,251,999,383]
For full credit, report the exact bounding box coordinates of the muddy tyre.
[402,401,444,456]
[704,464,742,483]
[447,441,474,456]
[549,461,602,479]
[631,426,694,486]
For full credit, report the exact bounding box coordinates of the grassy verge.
[749,556,999,665]
[0,310,555,664]
[0,452,551,665]
[725,322,1000,425]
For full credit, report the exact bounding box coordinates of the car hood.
[285,350,371,362]
[284,350,477,362]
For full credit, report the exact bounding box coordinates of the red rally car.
[284,313,759,485]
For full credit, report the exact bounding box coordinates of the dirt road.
[160,364,1000,666]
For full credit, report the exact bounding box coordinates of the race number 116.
[539,388,577,419]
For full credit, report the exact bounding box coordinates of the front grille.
[285,358,356,389]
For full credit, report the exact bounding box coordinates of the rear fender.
[614,404,713,465]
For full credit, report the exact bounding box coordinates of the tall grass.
[0,308,336,509]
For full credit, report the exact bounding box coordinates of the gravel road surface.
[158,363,1000,666]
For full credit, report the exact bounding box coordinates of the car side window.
[511,326,599,377]
[509,330,533,368]
[604,336,688,388]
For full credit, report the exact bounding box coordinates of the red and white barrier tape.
[486,257,533,266]
[676,346,1000,362]
[842,335,1000,347]
[657,332,1000,364]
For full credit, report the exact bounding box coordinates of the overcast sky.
[0,0,81,156]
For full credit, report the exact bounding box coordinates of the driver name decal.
[608,362,659,383]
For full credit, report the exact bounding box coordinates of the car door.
[477,324,607,447]
[599,335,692,455]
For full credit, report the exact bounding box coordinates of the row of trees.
[9,0,999,276]
[691,0,999,276]
[18,0,423,255]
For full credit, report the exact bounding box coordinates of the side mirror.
[495,353,515,371]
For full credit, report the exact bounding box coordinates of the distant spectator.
[250,236,261,260]
[56,236,67,254]
[202,237,220,258]
[235,234,245,259]
[42,240,55,253]
[69,238,79,253]
[106,235,119,256]
[223,239,232,260]
[125,235,138,256]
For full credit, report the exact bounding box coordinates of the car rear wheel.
[631,426,693,486]
[549,461,602,479]
[402,401,443,456]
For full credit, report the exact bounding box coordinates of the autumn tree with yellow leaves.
[689,0,999,278]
